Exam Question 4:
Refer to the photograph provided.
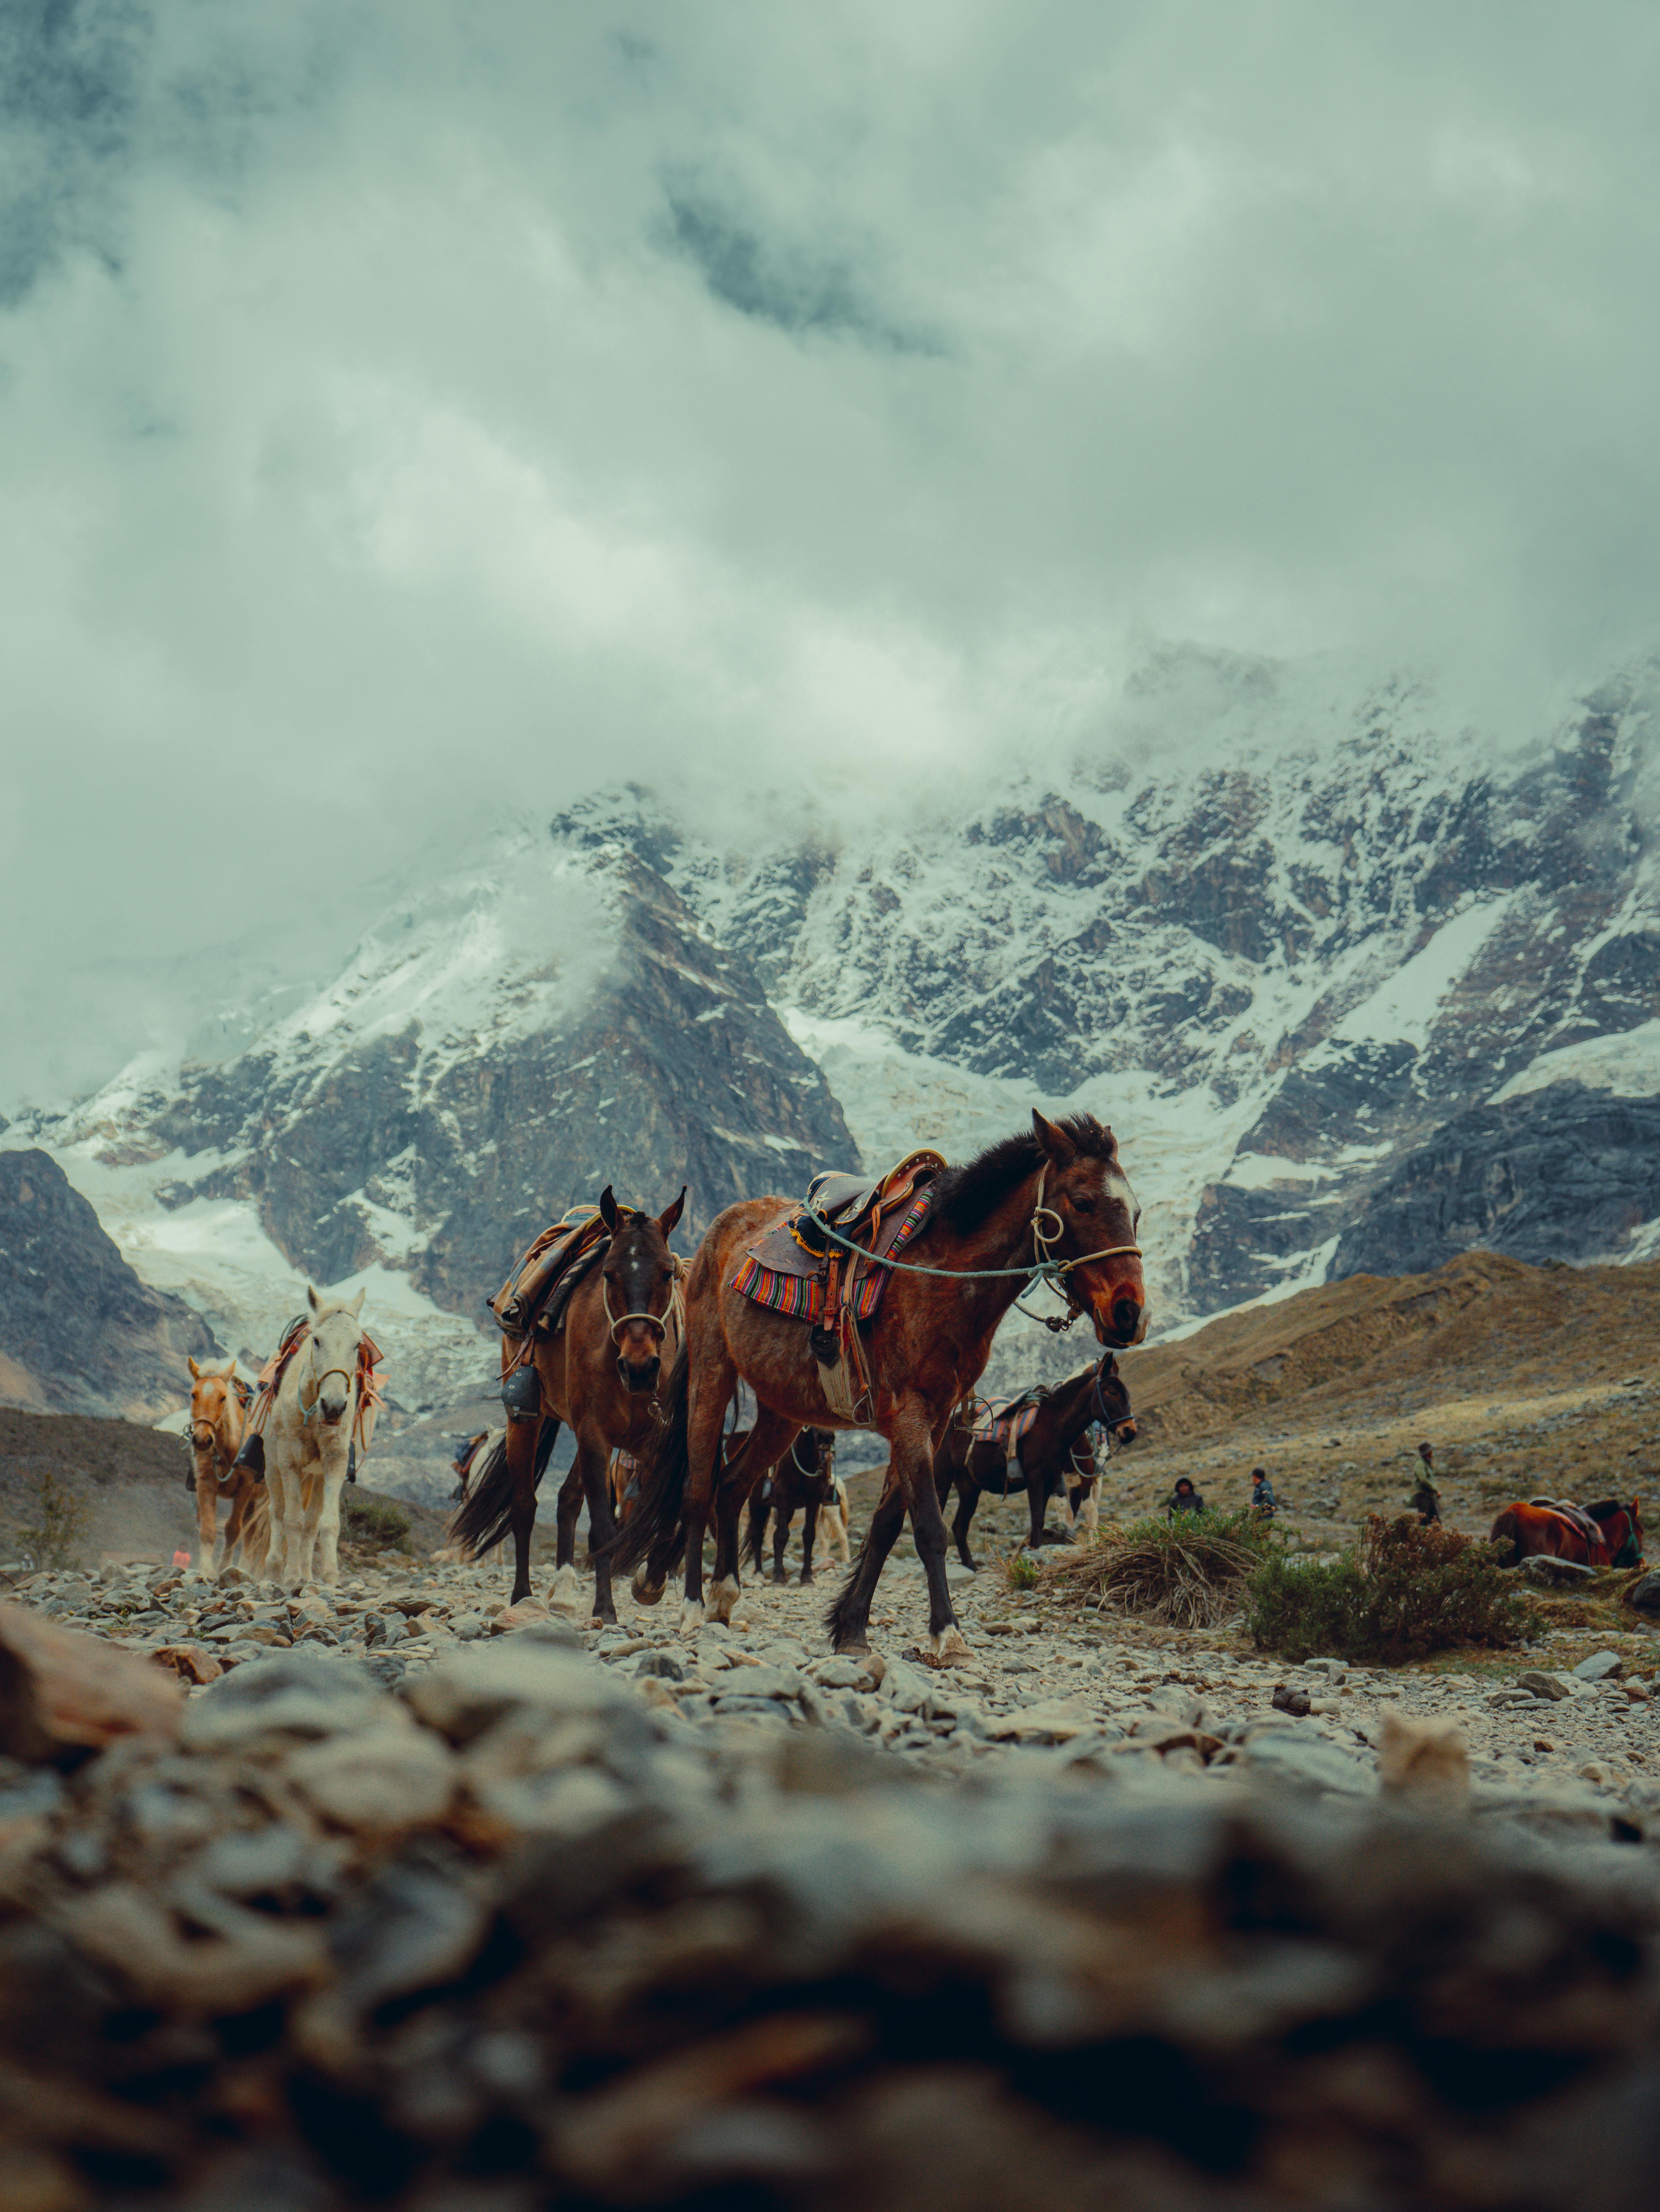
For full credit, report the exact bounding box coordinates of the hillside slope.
[1112,1249,1660,1545]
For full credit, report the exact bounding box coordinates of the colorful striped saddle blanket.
[731,1149,945,1324]
[970,1393,1042,1454]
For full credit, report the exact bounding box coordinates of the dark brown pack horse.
[1489,1496,1644,1570]
[449,1186,686,1620]
[613,1112,1146,1657]
[933,1354,1135,1571]
[744,1427,840,1585]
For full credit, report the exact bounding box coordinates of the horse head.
[1089,1354,1140,1451]
[187,1356,241,1455]
[303,1284,366,1428]
[1032,1112,1147,1348]
[598,1184,687,1394]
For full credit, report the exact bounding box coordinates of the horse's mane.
[932,1113,1119,1233]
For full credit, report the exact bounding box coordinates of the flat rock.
[1237,1733,1378,1797]
[180,1649,387,1750]
[1521,1555,1595,1586]
[1626,1570,1660,1611]
[1516,1671,1573,1701]
[1571,1650,1625,1682]
[987,1696,1098,1743]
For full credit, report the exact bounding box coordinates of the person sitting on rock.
[1165,1476,1205,1519]
[1410,1443,1441,1525]
[1250,1467,1278,1517]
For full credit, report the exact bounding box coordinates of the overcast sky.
[4,2,1659,1102]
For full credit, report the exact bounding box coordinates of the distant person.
[1250,1467,1277,1517]
[1411,1442,1441,1525]
[1165,1476,1205,1519]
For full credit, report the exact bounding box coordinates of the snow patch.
[1330,898,1516,1049]
[1493,1019,1660,1103]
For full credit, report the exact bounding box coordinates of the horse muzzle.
[618,1353,662,1396]
[1090,1289,1148,1348]
[318,1393,349,1428]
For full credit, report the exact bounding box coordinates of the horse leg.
[550,1460,586,1616]
[219,1475,250,1576]
[952,1479,980,1572]
[772,1505,792,1584]
[573,1430,618,1626]
[707,1407,794,1626]
[677,1363,739,1636]
[826,1472,909,1654]
[1076,1476,1099,1539]
[194,1461,222,1579]
[895,1401,965,1663]
[314,1457,347,1587]
[800,1498,819,1585]
[504,1417,544,1607]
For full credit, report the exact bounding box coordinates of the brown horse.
[744,1428,840,1585]
[1489,1496,1644,1570]
[184,1357,266,1579]
[933,1354,1135,1571]
[614,1112,1145,1657]
[449,1186,686,1621]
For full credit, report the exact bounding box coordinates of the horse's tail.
[609,1346,691,1574]
[449,1424,556,1557]
[1488,1509,1522,1568]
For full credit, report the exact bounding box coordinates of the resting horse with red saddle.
[1489,1494,1644,1571]
[451,1184,686,1621]
[933,1353,1136,1571]
[612,1111,1147,1657]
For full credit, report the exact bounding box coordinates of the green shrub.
[1005,1553,1040,1592]
[344,1493,412,1554]
[15,1469,91,1570]
[1047,1508,1278,1626]
[1245,1514,1539,1665]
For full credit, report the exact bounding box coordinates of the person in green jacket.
[1165,1476,1206,1519]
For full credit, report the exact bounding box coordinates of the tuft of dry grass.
[1045,1511,1271,1628]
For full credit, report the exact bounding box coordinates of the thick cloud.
[4,1,1659,1101]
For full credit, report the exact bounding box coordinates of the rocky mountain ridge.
[10,643,1660,1427]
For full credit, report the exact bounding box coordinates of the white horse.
[264,1286,367,1590]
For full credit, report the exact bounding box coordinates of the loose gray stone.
[1521,1555,1595,1586]
[1571,1651,1625,1682]
[1516,1671,1573,1701]
[1238,1734,1378,1797]
[180,1649,388,1750]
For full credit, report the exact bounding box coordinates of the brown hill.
[1110,1251,1660,1541]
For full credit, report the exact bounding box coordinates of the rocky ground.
[7,1488,1656,1841]
[4,1539,1660,2208]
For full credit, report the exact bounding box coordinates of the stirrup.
[809,1326,839,1364]
[231,1432,266,1481]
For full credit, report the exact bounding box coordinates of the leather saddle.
[489,1206,606,1337]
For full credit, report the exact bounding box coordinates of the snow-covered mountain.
[9,642,1660,1430]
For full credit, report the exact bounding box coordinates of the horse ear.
[188,1357,200,1379]
[349,1288,365,1318]
[1032,1110,1076,1166]
[658,1186,687,1239]
[307,1284,321,1315]
[598,1185,620,1235]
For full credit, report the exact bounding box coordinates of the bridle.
[801,1165,1142,1338]
[789,1430,832,1478]
[602,1253,687,1353]
[300,1334,358,1427]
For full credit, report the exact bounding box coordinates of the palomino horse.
[449,1187,686,1622]
[743,1428,841,1585]
[184,1357,267,1579]
[263,1287,370,1590]
[933,1354,1135,1572]
[1489,1496,1644,1570]
[615,1112,1146,1657]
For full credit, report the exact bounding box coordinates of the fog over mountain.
[6,6,1660,1432]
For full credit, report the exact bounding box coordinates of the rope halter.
[602,1250,687,1351]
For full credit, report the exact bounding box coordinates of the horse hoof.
[925,1626,971,1668]
[710,1575,740,1625]
[678,1601,706,1636]
[632,1572,665,1607]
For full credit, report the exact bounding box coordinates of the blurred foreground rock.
[0,1628,1657,2210]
